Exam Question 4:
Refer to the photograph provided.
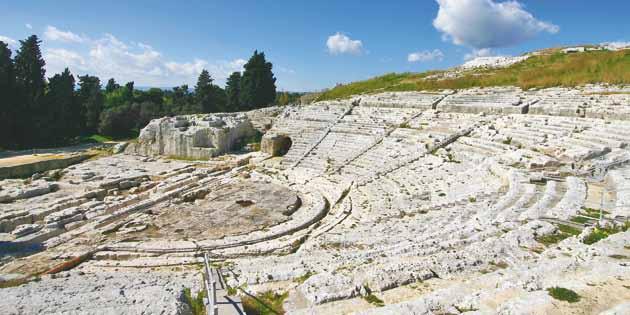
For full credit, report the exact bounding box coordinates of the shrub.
[547,287,580,303]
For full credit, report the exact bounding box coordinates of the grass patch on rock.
[242,290,288,315]
[547,287,581,303]
[294,271,315,284]
[583,222,629,245]
[536,224,582,246]
[183,287,206,315]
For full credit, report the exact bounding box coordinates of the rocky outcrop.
[125,113,257,160]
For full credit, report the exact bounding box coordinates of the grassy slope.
[317,50,630,101]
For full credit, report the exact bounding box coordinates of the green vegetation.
[536,224,582,246]
[0,35,279,149]
[183,287,207,315]
[547,287,581,303]
[294,271,315,284]
[317,50,630,101]
[583,222,630,245]
[362,286,385,307]
[0,276,40,289]
[242,291,288,315]
[81,134,113,143]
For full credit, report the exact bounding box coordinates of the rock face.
[125,113,256,159]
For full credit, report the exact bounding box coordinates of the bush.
[547,287,580,303]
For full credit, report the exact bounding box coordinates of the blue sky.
[1,0,629,91]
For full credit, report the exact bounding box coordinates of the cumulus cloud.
[408,49,444,63]
[0,35,17,47]
[327,32,363,55]
[42,28,246,87]
[464,48,494,60]
[44,25,86,43]
[25,23,33,29]
[433,0,558,49]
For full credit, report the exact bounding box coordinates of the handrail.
[203,252,218,315]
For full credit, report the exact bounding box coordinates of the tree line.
[0,35,293,150]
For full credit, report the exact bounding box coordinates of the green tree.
[123,81,134,102]
[45,68,79,144]
[195,69,215,113]
[105,78,120,93]
[239,50,276,110]
[0,41,15,148]
[225,71,241,111]
[14,35,46,145]
[78,75,104,134]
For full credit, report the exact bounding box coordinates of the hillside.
[318,49,630,101]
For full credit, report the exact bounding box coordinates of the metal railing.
[203,252,218,315]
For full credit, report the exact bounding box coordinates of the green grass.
[536,224,582,246]
[363,293,385,307]
[81,134,113,143]
[317,50,630,101]
[583,222,630,245]
[242,291,288,315]
[183,287,206,315]
[547,287,581,303]
[294,271,315,284]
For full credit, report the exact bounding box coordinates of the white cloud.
[42,28,246,87]
[433,0,558,49]
[327,32,363,55]
[408,49,444,62]
[464,48,494,60]
[0,35,17,48]
[25,23,33,29]
[44,25,86,43]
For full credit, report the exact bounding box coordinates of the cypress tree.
[225,71,241,111]
[77,75,104,134]
[46,68,77,143]
[195,69,214,113]
[239,50,276,110]
[0,41,15,148]
[14,35,46,145]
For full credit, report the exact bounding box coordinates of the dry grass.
[318,50,630,101]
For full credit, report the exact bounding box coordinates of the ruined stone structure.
[125,113,257,159]
[1,85,630,314]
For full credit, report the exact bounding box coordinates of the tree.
[14,35,46,145]
[45,68,79,144]
[225,71,241,111]
[123,81,134,102]
[105,78,120,93]
[78,75,104,134]
[0,41,15,148]
[195,69,216,113]
[239,50,276,110]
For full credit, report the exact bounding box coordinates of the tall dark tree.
[225,71,241,111]
[195,69,215,113]
[123,81,134,102]
[45,68,78,143]
[105,78,120,93]
[77,75,104,134]
[14,35,46,145]
[0,41,15,148]
[239,50,276,110]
